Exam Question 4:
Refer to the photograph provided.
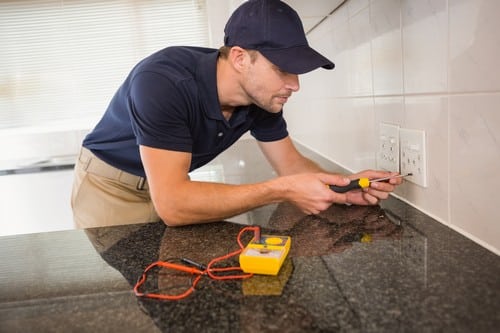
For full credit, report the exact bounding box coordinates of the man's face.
[242,51,300,113]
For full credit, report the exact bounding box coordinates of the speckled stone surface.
[1,140,499,332]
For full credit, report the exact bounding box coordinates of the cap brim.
[259,45,334,75]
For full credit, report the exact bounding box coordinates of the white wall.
[206,0,244,48]
[285,0,500,255]
[0,170,75,235]
[0,127,88,236]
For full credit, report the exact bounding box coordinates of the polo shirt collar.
[195,50,248,127]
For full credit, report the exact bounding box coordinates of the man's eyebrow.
[271,64,285,72]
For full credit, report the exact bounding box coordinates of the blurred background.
[1,0,498,256]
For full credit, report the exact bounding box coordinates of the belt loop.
[80,148,92,171]
[136,177,146,190]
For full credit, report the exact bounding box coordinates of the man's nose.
[285,74,300,92]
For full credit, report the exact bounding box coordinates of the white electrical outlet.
[377,123,400,172]
[400,128,428,187]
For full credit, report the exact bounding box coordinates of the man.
[71,0,402,229]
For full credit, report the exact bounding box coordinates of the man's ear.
[228,46,249,73]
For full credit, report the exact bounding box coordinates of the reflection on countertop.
[0,139,499,332]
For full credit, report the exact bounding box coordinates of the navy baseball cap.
[223,0,334,75]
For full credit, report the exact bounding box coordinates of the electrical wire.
[133,226,260,301]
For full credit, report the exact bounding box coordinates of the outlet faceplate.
[377,123,400,172]
[400,128,427,187]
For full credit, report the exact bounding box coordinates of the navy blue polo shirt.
[83,46,288,177]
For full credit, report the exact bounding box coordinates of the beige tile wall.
[285,0,500,254]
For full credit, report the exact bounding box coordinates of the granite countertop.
[1,140,499,332]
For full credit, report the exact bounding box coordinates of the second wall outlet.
[377,123,400,172]
[400,128,428,188]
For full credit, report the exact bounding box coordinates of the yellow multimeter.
[239,235,291,275]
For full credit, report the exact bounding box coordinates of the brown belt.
[79,147,148,190]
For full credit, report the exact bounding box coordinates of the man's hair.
[218,45,231,59]
[218,46,258,63]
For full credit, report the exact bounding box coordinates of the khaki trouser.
[71,147,160,229]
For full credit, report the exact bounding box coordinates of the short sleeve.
[250,109,289,142]
[128,71,194,152]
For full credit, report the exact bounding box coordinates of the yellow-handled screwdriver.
[329,173,412,193]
